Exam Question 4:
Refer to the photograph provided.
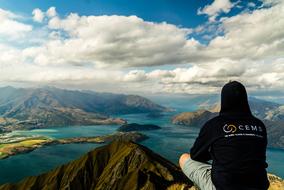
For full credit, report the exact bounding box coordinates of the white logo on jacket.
[223,124,263,133]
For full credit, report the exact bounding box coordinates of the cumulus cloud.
[122,58,284,94]
[123,70,147,82]
[247,2,256,8]
[46,7,57,18]
[32,2,284,68]
[19,2,284,69]
[23,12,193,68]
[32,7,57,23]
[261,0,282,6]
[0,9,32,39]
[32,8,44,22]
[198,0,234,22]
[0,4,284,96]
[205,1,284,60]
[124,59,246,84]
[42,14,195,67]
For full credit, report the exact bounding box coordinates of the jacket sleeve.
[190,122,213,162]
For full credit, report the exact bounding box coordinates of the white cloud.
[261,0,282,6]
[248,2,256,8]
[123,70,147,82]
[121,57,284,94]
[0,8,16,18]
[32,7,57,23]
[0,59,123,83]
[46,7,57,18]
[43,14,195,67]
[0,9,32,39]
[206,1,284,60]
[125,58,246,84]
[32,8,44,23]
[0,44,22,65]
[24,3,284,68]
[198,0,234,21]
[0,4,284,96]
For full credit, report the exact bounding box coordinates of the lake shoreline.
[0,132,148,160]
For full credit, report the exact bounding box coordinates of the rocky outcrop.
[263,120,284,149]
[172,110,217,127]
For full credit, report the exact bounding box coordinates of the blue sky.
[0,0,262,39]
[0,0,212,27]
[0,0,283,101]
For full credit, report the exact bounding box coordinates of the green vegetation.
[0,136,51,159]
[0,152,8,159]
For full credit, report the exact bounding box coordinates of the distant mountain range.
[204,97,284,122]
[0,140,282,190]
[0,86,167,131]
[172,97,284,149]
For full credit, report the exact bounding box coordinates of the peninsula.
[0,132,148,159]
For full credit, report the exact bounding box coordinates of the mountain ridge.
[0,140,193,190]
[0,86,167,131]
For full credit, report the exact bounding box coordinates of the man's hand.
[179,153,191,169]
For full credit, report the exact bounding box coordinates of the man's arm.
[190,122,213,162]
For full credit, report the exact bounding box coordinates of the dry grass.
[167,183,198,190]
[19,139,47,146]
[268,174,284,190]
[0,137,49,159]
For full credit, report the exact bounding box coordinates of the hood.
[219,81,252,116]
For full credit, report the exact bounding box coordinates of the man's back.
[189,81,270,190]
[191,115,269,189]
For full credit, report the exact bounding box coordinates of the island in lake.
[117,123,161,132]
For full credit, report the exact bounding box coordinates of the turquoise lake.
[0,112,284,184]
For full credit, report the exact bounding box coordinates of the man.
[179,81,269,190]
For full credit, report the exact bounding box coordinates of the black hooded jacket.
[190,81,269,190]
